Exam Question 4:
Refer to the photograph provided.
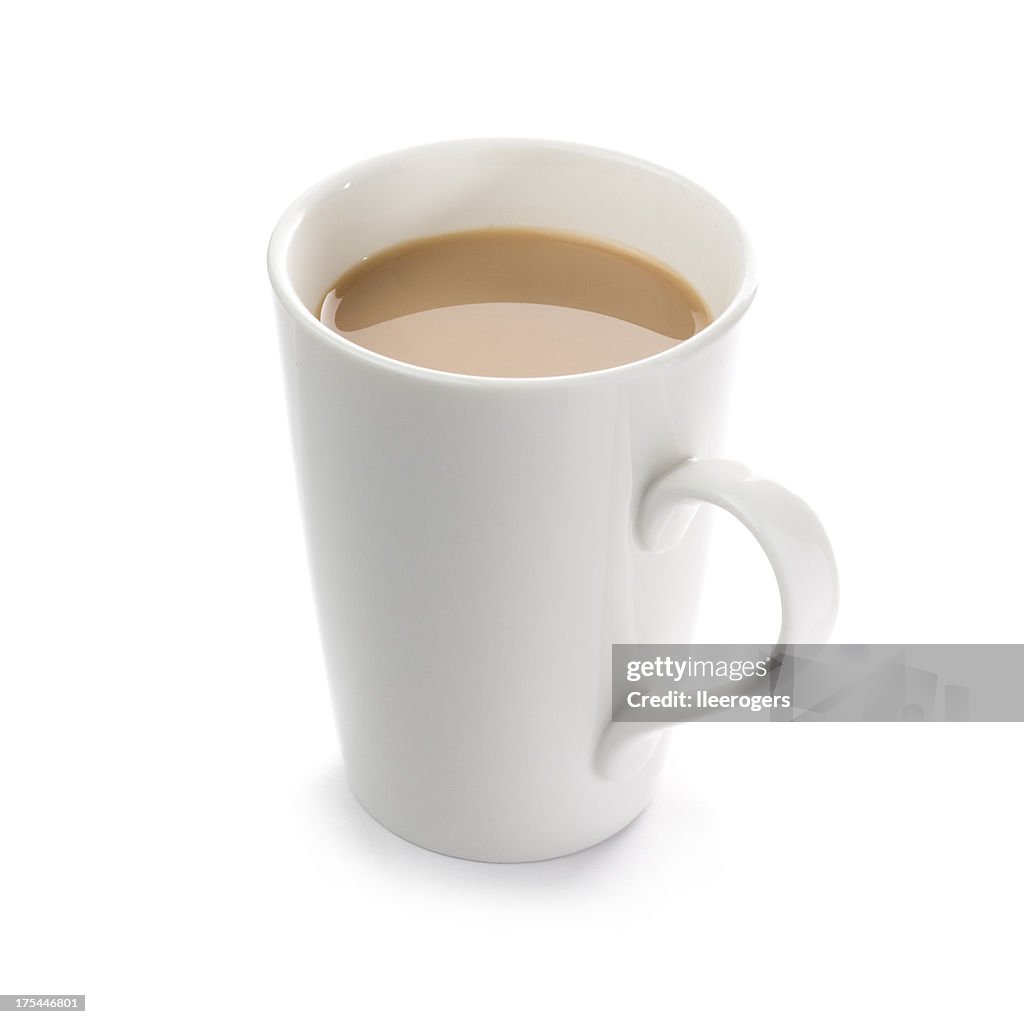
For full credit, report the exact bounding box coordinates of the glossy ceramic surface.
[268,140,838,861]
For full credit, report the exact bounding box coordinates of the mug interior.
[270,140,755,362]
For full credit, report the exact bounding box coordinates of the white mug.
[268,140,839,862]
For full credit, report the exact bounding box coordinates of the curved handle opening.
[596,458,839,781]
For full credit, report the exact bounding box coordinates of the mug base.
[347,781,656,864]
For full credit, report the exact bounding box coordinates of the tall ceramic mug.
[268,140,839,862]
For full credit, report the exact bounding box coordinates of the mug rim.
[267,138,758,389]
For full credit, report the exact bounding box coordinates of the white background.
[2,2,1022,1021]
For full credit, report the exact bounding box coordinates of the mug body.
[269,140,756,861]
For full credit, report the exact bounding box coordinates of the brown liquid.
[319,228,711,378]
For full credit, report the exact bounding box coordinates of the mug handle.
[595,458,840,781]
